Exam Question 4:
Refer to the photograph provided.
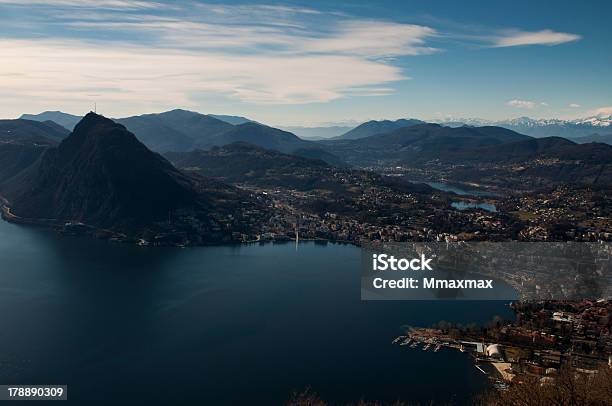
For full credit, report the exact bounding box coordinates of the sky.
[0,0,610,126]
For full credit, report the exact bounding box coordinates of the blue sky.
[0,0,610,126]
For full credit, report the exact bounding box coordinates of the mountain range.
[115,109,234,152]
[320,122,612,188]
[20,111,82,131]
[435,116,612,140]
[1,109,611,245]
[20,110,612,151]
[443,136,612,189]
[20,110,341,164]
[280,115,612,142]
[321,123,531,165]
[335,118,425,140]
[12,109,612,189]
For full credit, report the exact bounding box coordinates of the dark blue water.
[0,219,513,405]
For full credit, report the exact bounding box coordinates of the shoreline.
[0,206,359,248]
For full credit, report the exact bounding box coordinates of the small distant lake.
[426,182,500,197]
[0,219,514,405]
[452,201,497,213]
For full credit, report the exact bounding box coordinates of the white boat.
[391,336,405,344]
[399,338,412,346]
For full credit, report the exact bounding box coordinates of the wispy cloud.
[0,0,169,9]
[300,21,437,58]
[0,0,591,119]
[507,99,537,109]
[0,38,405,109]
[493,29,581,47]
[569,103,581,108]
[0,1,437,110]
[59,16,437,58]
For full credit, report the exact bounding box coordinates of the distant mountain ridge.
[322,123,531,166]
[20,111,612,144]
[20,111,82,131]
[435,115,612,140]
[571,133,612,145]
[446,137,612,187]
[115,109,234,152]
[19,110,342,165]
[1,119,68,143]
[445,136,609,163]
[280,125,353,140]
[0,120,64,184]
[337,118,424,140]
[320,122,612,187]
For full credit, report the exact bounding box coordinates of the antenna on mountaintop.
[94,102,97,114]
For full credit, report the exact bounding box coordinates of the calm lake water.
[0,219,514,405]
[427,182,499,197]
[451,201,497,213]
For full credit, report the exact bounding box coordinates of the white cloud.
[60,17,436,59]
[0,0,588,119]
[569,103,581,108]
[0,2,440,114]
[0,38,406,115]
[507,99,537,109]
[301,21,437,58]
[493,29,581,47]
[590,106,612,117]
[0,0,167,9]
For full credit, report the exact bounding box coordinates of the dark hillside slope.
[6,113,202,231]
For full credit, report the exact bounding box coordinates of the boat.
[399,338,412,346]
[410,342,419,348]
[422,344,431,351]
[391,336,405,344]
[459,345,466,353]
[434,344,442,352]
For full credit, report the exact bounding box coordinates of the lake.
[427,182,499,197]
[451,201,497,212]
[0,219,514,405]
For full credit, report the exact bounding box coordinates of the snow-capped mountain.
[433,115,612,139]
[574,116,612,127]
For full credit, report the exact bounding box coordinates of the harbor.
[392,328,516,389]
[392,300,612,394]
